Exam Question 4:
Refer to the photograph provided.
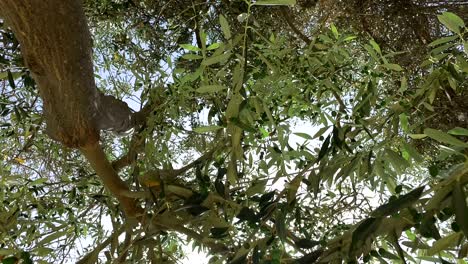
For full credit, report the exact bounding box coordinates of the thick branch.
[0,0,99,147]
[0,1,144,218]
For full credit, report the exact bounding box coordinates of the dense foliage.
[0,0,467,263]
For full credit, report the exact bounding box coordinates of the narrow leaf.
[428,35,459,47]
[180,44,201,52]
[219,15,231,40]
[182,54,203,60]
[7,70,16,89]
[427,232,462,255]
[370,39,382,55]
[202,52,231,66]
[452,180,468,238]
[275,210,287,242]
[193,125,224,133]
[448,127,468,136]
[207,42,221,50]
[409,134,427,139]
[399,113,409,132]
[371,186,425,217]
[196,85,226,93]
[437,12,464,34]
[37,230,69,246]
[254,0,296,5]
[317,134,330,161]
[293,132,312,140]
[424,128,468,147]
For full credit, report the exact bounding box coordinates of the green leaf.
[452,181,468,238]
[202,52,231,66]
[229,117,256,133]
[422,102,434,112]
[30,178,47,186]
[399,76,408,93]
[275,210,287,242]
[313,126,329,139]
[448,127,468,136]
[259,127,269,138]
[207,42,221,50]
[37,230,69,246]
[427,232,462,255]
[219,15,231,40]
[0,71,7,80]
[437,12,464,34]
[330,24,339,39]
[253,0,296,5]
[343,35,357,42]
[2,257,18,264]
[409,134,427,139]
[0,249,16,256]
[424,128,468,147]
[196,85,226,93]
[430,43,454,55]
[371,186,425,217]
[33,247,53,257]
[428,35,459,47]
[245,180,267,196]
[180,44,201,52]
[7,70,16,89]
[399,113,409,132]
[349,218,382,257]
[182,54,203,60]
[381,63,403,71]
[370,39,382,55]
[379,248,399,260]
[293,132,312,140]
[193,125,224,133]
[402,142,423,163]
[385,149,409,174]
[21,252,33,264]
[317,134,330,161]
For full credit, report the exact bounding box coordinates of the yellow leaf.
[14,157,25,164]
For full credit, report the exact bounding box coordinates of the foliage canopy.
[0,1,468,263]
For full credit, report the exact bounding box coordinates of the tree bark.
[0,0,142,217]
[0,0,99,147]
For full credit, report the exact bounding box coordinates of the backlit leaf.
[437,12,464,34]
[219,15,231,40]
[193,125,224,133]
[448,127,468,136]
[427,232,462,255]
[180,44,201,52]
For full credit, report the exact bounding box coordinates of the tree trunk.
[0,0,99,147]
[0,0,142,217]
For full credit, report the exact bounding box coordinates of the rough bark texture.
[0,0,142,217]
[0,0,99,147]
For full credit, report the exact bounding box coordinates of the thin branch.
[76,225,126,264]
[279,7,311,44]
